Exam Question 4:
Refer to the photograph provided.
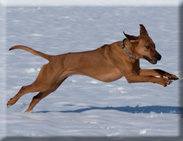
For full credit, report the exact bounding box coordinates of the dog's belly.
[95,72,123,82]
[82,68,123,82]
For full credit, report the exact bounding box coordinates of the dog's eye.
[145,46,150,49]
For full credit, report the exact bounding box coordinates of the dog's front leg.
[125,74,171,87]
[139,69,179,80]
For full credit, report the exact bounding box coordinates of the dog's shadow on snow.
[35,105,183,114]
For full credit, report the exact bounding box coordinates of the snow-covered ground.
[4,0,182,6]
[1,6,180,138]
[0,4,6,141]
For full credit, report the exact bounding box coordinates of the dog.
[7,24,179,112]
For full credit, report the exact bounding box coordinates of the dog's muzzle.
[143,52,161,64]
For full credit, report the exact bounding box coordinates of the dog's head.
[123,24,161,64]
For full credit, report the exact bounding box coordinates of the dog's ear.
[123,32,138,43]
[140,24,148,36]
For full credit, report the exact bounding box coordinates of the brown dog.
[7,24,178,112]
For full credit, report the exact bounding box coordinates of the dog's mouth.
[143,56,157,64]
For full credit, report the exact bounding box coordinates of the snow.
[3,0,182,6]
[0,6,180,139]
[0,4,7,140]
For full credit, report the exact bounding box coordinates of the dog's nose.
[156,53,161,61]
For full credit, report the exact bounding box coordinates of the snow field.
[2,6,180,138]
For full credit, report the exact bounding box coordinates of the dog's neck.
[122,39,137,61]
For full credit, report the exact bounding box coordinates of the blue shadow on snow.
[34,105,183,114]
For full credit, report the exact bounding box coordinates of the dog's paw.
[25,109,32,113]
[7,98,15,108]
[165,73,179,80]
[159,77,172,87]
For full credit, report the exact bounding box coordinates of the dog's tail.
[9,45,51,61]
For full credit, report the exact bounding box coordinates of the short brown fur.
[7,24,178,112]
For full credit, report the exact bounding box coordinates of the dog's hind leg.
[7,63,60,107]
[7,83,41,107]
[25,76,68,112]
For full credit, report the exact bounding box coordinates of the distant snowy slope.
[5,0,181,6]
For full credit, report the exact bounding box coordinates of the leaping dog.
[7,24,178,112]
